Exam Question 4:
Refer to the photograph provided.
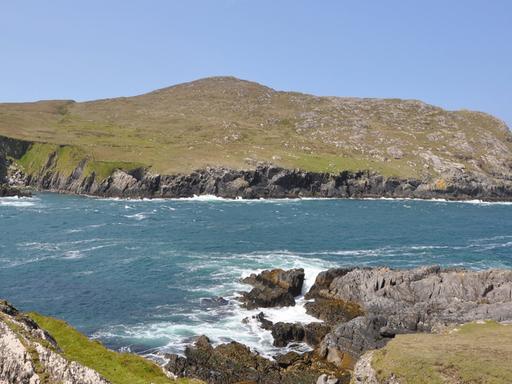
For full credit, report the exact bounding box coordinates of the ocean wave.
[0,196,40,207]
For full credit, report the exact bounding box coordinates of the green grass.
[28,313,202,384]
[371,321,512,384]
[17,142,143,182]
[1,76,510,178]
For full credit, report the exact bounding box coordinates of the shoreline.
[4,190,512,204]
[3,265,512,383]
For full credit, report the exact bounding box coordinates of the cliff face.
[12,156,512,200]
[0,301,109,384]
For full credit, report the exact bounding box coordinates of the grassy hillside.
[371,321,512,384]
[29,313,202,384]
[1,77,511,178]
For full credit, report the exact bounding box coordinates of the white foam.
[62,250,83,259]
[0,196,38,207]
[90,251,332,358]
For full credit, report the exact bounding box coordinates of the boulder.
[242,268,305,296]
[240,286,295,309]
[239,268,305,309]
[271,322,305,347]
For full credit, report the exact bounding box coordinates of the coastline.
[4,191,512,205]
[2,264,512,383]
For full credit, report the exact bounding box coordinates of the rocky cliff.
[1,134,512,200]
[0,300,109,384]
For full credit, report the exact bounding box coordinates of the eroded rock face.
[0,300,110,384]
[313,266,512,363]
[10,156,512,201]
[239,268,305,309]
[164,335,350,384]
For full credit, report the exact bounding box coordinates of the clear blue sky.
[1,0,511,126]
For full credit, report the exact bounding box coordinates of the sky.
[1,1,511,126]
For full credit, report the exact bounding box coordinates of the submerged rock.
[200,296,229,307]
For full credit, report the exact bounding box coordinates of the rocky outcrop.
[242,268,306,296]
[270,321,331,348]
[164,335,350,384]
[0,300,109,384]
[0,184,30,197]
[239,268,305,309]
[312,266,512,365]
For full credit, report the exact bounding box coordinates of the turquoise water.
[1,193,511,358]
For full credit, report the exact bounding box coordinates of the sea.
[1,193,511,360]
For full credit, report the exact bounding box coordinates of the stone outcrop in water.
[0,300,109,384]
[239,268,305,309]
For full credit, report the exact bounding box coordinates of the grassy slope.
[0,77,510,178]
[371,321,512,384]
[17,142,143,181]
[29,313,202,384]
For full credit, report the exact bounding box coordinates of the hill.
[0,77,511,199]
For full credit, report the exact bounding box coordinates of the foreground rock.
[271,321,332,348]
[165,335,350,384]
[0,300,109,384]
[308,266,512,365]
[239,268,305,309]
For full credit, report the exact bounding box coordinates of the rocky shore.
[165,266,512,384]
[2,266,512,383]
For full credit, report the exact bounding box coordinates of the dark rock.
[164,335,346,384]
[0,184,31,197]
[274,351,302,368]
[254,312,274,330]
[270,321,332,348]
[200,296,229,307]
[271,322,305,347]
[305,269,353,300]
[242,268,305,296]
[240,268,305,309]
[240,286,295,309]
